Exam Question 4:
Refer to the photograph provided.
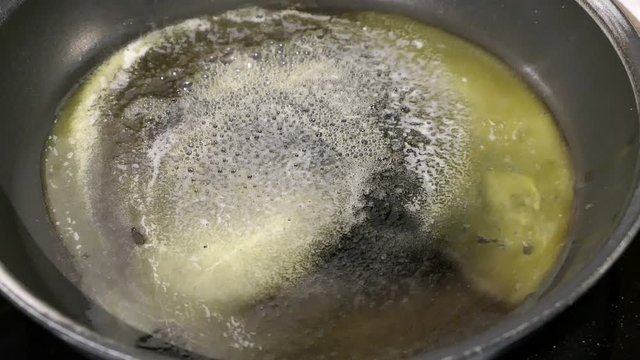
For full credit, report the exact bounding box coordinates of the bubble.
[47,7,473,356]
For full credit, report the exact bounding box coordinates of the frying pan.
[1,0,640,359]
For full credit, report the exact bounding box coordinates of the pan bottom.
[42,7,573,359]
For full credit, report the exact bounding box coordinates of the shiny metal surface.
[0,1,639,359]
[615,0,640,30]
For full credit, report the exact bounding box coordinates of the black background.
[1,237,639,360]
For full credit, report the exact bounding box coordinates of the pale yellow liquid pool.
[353,13,574,305]
[43,9,573,359]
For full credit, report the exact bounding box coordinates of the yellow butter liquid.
[353,13,574,305]
[43,9,573,359]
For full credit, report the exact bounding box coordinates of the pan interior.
[0,1,637,359]
[43,7,573,359]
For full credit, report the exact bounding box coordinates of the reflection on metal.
[0,0,22,23]
[614,0,640,31]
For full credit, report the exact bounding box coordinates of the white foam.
[46,7,472,355]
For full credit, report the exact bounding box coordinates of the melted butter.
[43,9,573,359]
[355,13,574,304]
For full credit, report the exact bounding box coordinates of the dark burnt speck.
[131,227,147,245]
